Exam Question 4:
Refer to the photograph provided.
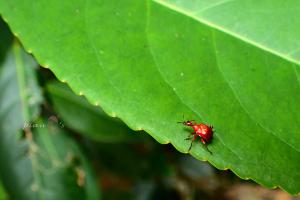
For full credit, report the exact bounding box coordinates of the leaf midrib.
[145,0,244,165]
[153,0,300,66]
[210,30,300,154]
[151,0,300,154]
[14,41,30,123]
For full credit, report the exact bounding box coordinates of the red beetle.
[178,120,213,154]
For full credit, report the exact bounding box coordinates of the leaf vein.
[211,30,300,154]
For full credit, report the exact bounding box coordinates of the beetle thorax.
[193,124,210,136]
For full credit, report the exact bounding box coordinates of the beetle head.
[178,120,195,126]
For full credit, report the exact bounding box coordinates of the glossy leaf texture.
[47,82,139,142]
[1,0,300,194]
[0,38,100,199]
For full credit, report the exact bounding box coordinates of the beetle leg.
[201,139,212,155]
[188,135,198,151]
[188,141,193,151]
[185,132,195,140]
[193,134,198,141]
[205,146,213,155]
[185,136,193,140]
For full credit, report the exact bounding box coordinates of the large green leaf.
[1,0,300,194]
[0,40,100,199]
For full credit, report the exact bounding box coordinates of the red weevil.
[178,120,213,154]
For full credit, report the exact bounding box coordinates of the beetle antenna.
[178,114,185,124]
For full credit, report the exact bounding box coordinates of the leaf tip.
[13,31,19,37]
[43,64,50,68]
[27,49,33,54]
[136,127,143,131]
[2,16,8,23]
[61,79,67,83]
[109,112,117,117]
